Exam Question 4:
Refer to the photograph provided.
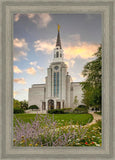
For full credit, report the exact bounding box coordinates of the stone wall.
[28,84,46,110]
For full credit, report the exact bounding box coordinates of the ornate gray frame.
[0,0,114,159]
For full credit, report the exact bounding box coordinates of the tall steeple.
[53,25,64,62]
[56,24,62,49]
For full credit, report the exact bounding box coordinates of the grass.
[14,113,93,126]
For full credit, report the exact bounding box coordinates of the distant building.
[28,25,83,111]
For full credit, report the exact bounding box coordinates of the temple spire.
[56,24,62,49]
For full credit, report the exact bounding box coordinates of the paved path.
[83,112,101,127]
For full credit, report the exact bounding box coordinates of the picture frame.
[0,0,114,159]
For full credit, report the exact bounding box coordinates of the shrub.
[73,107,88,114]
[29,105,39,110]
[14,107,24,114]
[78,105,88,109]
[48,109,64,114]
[63,108,73,114]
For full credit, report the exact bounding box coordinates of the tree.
[81,45,102,111]
[74,96,79,107]
[20,100,28,110]
[13,99,20,108]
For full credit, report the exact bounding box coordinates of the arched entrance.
[48,99,54,110]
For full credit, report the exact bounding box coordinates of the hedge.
[29,105,39,110]
[63,108,73,113]
[73,107,88,114]
[14,107,24,114]
[48,109,64,114]
[77,105,88,109]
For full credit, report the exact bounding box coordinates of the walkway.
[83,111,101,127]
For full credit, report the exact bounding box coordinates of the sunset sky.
[13,13,102,101]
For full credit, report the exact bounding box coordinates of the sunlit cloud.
[14,78,26,84]
[78,73,84,78]
[13,38,28,49]
[14,14,21,22]
[23,89,29,92]
[34,38,99,60]
[19,51,27,56]
[13,57,19,61]
[14,65,22,73]
[65,60,75,69]
[72,77,77,81]
[36,13,52,28]
[37,65,44,71]
[64,42,99,60]
[30,61,37,66]
[27,13,52,28]
[13,91,19,97]
[14,13,52,28]
[26,67,36,75]
[34,40,55,53]
[27,14,35,19]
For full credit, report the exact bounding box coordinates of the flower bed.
[13,114,102,147]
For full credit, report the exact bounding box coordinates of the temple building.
[28,25,83,111]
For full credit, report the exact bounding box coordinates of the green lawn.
[14,113,93,126]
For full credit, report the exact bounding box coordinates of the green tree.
[20,100,28,110]
[13,99,20,108]
[81,45,102,111]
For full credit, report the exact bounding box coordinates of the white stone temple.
[28,25,83,111]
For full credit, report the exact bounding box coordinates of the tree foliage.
[81,45,102,110]
[20,100,28,110]
[13,99,20,108]
[13,99,28,110]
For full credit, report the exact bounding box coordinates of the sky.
[13,13,102,101]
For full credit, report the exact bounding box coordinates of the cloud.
[34,40,55,53]
[64,42,99,60]
[30,61,37,66]
[34,37,99,60]
[26,67,36,75]
[13,57,19,61]
[13,38,28,49]
[36,13,52,28]
[14,13,52,27]
[14,14,20,22]
[65,60,75,69]
[14,78,26,84]
[27,14,35,19]
[19,51,27,56]
[14,66,22,73]
[23,89,29,92]
[13,91,19,97]
[27,13,52,28]
[72,77,77,81]
[37,65,44,71]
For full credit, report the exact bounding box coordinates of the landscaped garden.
[13,113,102,147]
